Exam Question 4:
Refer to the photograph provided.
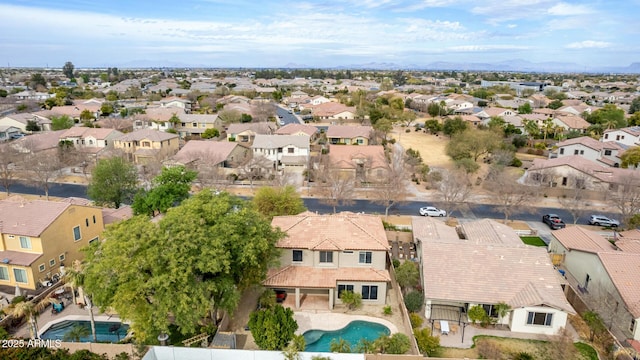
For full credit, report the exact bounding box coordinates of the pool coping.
[37,314,128,338]
[293,312,398,336]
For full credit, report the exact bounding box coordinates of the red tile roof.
[0,199,71,237]
[264,265,390,288]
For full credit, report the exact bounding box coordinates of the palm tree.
[494,302,511,329]
[64,260,97,342]
[63,324,90,342]
[9,296,58,339]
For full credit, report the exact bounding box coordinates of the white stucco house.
[553,136,626,167]
[414,217,575,336]
[251,134,310,169]
[602,126,640,147]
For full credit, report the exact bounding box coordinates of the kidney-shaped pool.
[303,320,390,352]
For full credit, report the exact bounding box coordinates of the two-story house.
[326,125,373,145]
[265,212,391,309]
[113,129,179,164]
[174,114,222,138]
[274,123,318,142]
[226,122,275,143]
[0,198,104,291]
[312,102,357,121]
[159,97,192,113]
[326,145,388,184]
[0,113,52,133]
[553,136,626,167]
[251,135,310,170]
[415,217,575,336]
[58,127,123,155]
[548,227,640,342]
[603,126,640,147]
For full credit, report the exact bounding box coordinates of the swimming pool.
[40,320,129,343]
[303,320,390,352]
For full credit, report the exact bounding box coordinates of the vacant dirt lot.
[390,123,454,170]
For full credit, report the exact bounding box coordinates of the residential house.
[326,125,373,145]
[159,97,192,113]
[10,130,67,155]
[549,227,640,341]
[475,107,515,122]
[275,123,318,141]
[326,145,388,184]
[226,122,275,143]
[308,95,331,106]
[168,140,249,169]
[556,104,595,117]
[58,127,123,156]
[414,217,575,336]
[552,136,626,167]
[264,212,391,309]
[10,91,54,101]
[175,114,221,138]
[312,102,357,121]
[0,197,104,291]
[603,126,640,147]
[552,114,590,134]
[251,135,310,170]
[113,129,179,164]
[0,113,52,133]
[0,126,21,141]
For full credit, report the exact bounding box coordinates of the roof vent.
[1,258,10,264]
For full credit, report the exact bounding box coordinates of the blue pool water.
[303,320,390,352]
[40,320,129,343]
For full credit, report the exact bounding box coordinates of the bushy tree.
[252,185,306,219]
[409,313,424,329]
[201,128,220,139]
[84,191,284,343]
[414,327,440,356]
[517,102,532,114]
[50,115,75,130]
[621,146,640,169]
[340,290,362,310]
[468,304,489,325]
[404,291,424,313]
[395,261,419,291]
[373,333,411,354]
[88,157,138,208]
[249,305,298,350]
[628,97,640,114]
[63,61,75,79]
[132,165,197,216]
[442,116,467,137]
[329,338,352,353]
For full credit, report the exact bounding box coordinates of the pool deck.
[294,312,398,336]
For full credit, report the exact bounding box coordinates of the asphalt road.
[275,106,301,125]
[2,181,620,227]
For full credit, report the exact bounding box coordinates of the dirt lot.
[390,123,454,170]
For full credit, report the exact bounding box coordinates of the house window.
[0,266,8,280]
[562,177,568,186]
[142,141,151,147]
[604,134,609,139]
[13,269,27,284]
[59,253,66,262]
[278,148,283,153]
[89,237,99,245]
[482,304,498,318]
[356,138,364,145]
[526,312,553,326]
[359,251,372,264]
[292,250,303,262]
[580,150,584,155]
[559,148,564,155]
[89,140,94,145]
[319,251,333,263]
[86,218,89,227]
[181,123,186,127]
[93,215,96,224]
[288,148,294,154]
[616,135,620,140]
[631,319,636,333]
[362,285,378,300]
[604,150,612,156]
[73,226,81,241]
[49,259,56,267]
[574,149,579,155]
[39,264,46,272]
[338,284,354,298]
[192,123,197,127]
[19,236,31,249]
[201,124,206,128]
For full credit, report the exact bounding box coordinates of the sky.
[1,0,639,70]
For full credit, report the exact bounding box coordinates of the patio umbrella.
[14,285,22,297]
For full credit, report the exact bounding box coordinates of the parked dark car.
[542,214,566,230]
[275,290,287,303]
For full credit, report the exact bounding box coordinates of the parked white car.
[419,206,447,217]
[588,215,620,228]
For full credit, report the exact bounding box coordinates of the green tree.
[446,128,500,162]
[468,305,489,325]
[629,97,640,114]
[423,119,442,134]
[494,301,511,329]
[587,104,626,129]
[548,99,563,110]
[63,61,75,79]
[442,116,468,138]
[252,185,306,219]
[249,305,298,350]
[50,115,75,130]
[100,103,114,116]
[373,333,411,354]
[427,102,443,118]
[628,112,640,127]
[404,291,424,313]
[201,128,220,139]
[132,165,197,216]
[621,146,640,169]
[87,157,138,209]
[240,113,253,123]
[582,311,606,342]
[517,102,532,114]
[84,190,284,343]
[414,327,440,356]
[340,290,362,310]
[330,338,352,353]
[395,261,419,291]
[80,109,94,121]
[29,73,46,89]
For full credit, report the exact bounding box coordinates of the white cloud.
[547,2,594,15]
[447,44,531,52]
[507,24,517,28]
[566,40,612,49]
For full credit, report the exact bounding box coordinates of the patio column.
[295,288,300,309]
[424,300,432,319]
[328,288,334,310]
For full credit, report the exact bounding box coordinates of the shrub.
[258,289,276,309]
[383,306,392,315]
[340,290,362,310]
[510,157,523,167]
[414,327,440,356]
[392,259,400,268]
[526,148,535,154]
[405,128,411,133]
[468,305,489,325]
[513,352,535,360]
[534,148,544,156]
[409,313,423,328]
[11,296,25,304]
[404,291,424,313]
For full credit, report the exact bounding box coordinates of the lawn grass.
[520,236,547,247]
[575,342,599,360]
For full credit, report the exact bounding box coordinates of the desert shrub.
[340,290,362,310]
[404,291,424,313]
[468,305,489,325]
[409,313,424,328]
[511,157,523,167]
[383,306,392,315]
[392,259,400,268]
[512,352,534,360]
[414,327,440,356]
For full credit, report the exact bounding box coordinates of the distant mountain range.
[109,59,640,74]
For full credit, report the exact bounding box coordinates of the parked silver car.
[419,206,447,217]
[588,215,620,228]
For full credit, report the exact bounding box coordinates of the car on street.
[9,133,24,139]
[542,214,566,230]
[419,206,447,217]
[588,215,620,228]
